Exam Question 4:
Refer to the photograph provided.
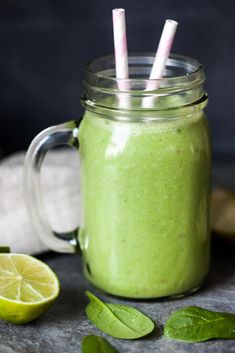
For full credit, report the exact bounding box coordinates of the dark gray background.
[0,0,234,159]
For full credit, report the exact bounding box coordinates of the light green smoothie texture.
[78,109,211,298]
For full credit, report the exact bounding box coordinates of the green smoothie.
[78,109,211,298]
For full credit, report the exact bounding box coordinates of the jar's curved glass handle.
[24,121,80,253]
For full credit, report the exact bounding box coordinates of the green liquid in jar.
[78,108,211,298]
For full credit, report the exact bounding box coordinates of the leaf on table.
[82,335,118,353]
[0,247,10,253]
[85,291,155,339]
[164,306,235,342]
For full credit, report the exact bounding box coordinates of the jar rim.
[84,53,205,93]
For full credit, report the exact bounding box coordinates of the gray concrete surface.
[0,242,234,353]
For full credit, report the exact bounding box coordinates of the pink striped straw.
[142,19,178,108]
[112,8,129,107]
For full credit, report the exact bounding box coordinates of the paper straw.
[142,19,178,108]
[112,8,129,107]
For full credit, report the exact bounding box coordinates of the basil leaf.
[164,306,235,342]
[82,335,118,353]
[85,291,154,339]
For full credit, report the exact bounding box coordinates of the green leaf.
[164,306,235,342]
[82,335,118,353]
[85,291,155,339]
[0,247,10,253]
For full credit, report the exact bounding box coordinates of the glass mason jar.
[24,54,211,299]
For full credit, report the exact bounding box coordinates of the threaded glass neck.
[81,54,207,119]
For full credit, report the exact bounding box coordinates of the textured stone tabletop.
[0,241,234,353]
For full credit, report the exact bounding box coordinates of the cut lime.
[0,254,60,324]
[211,188,235,242]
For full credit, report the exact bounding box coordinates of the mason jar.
[24,54,211,299]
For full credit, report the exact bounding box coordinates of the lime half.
[0,254,60,324]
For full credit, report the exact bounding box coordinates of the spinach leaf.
[0,247,10,253]
[82,335,118,353]
[85,291,154,339]
[164,306,235,342]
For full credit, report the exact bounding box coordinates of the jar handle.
[24,121,80,253]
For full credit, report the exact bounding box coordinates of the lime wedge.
[211,188,235,242]
[0,254,60,324]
